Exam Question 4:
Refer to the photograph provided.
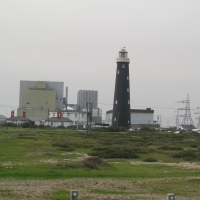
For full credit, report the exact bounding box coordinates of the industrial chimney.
[22,111,26,117]
[11,110,14,117]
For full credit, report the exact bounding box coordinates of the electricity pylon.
[176,94,194,126]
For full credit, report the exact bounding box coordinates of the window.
[75,114,77,118]
[122,64,125,68]
[128,100,130,104]
[127,76,129,80]
[115,100,118,104]
[114,117,116,121]
[53,113,55,117]
[67,113,70,117]
[127,88,129,92]
[117,70,119,74]
[128,121,129,123]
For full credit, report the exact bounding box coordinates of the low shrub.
[140,127,156,132]
[2,122,17,127]
[143,157,157,162]
[79,157,108,169]
[38,124,44,128]
[172,149,198,160]
[56,157,108,169]
[57,125,65,129]
[157,145,183,151]
[92,126,121,132]
[20,121,35,128]
[89,147,139,159]
[52,141,74,151]
[190,143,199,148]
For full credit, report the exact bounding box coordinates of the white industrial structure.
[77,90,98,109]
[106,108,159,128]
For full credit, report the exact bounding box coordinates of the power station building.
[77,90,98,109]
[17,80,64,121]
[77,90,102,123]
[112,48,131,127]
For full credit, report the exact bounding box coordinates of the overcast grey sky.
[1,0,200,126]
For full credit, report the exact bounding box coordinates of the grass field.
[0,127,200,199]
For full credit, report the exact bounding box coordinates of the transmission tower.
[177,94,194,126]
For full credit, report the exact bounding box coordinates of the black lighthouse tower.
[112,47,131,128]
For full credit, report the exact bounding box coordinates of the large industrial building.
[17,80,64,121]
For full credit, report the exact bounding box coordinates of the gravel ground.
[1,161,200,199]
[0,177,200,200]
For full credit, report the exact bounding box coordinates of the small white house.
[6,116,31,125]
[45,117,73,127]
[6,110,31,125]
[49,108,87,125]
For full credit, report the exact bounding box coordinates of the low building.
[6,111,30,125]
[45,111,73,127]
[0,115,6,124]
[178,124,196,131]
[49,107,87,125]
[106,108,159,128]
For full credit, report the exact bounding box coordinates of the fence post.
[167,193,175,200]
[70,190,78,200]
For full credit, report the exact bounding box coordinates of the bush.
[56,157,108,169]
[157,145,183,151]
[20,121,34,128]
[89,147,139,159]
[38,124,44,128]
[143,157,158,162]
[2,122,17,127]
[92,126,121,132]
[57,125,65,129]
[140,127,156,132]
[52,141,74,151]
[172,149,198,160]
[79,157,108,169]
[190,143,199,148]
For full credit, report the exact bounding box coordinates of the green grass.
[1,129,200,199]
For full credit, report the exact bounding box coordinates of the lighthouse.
[112,47,131,128]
